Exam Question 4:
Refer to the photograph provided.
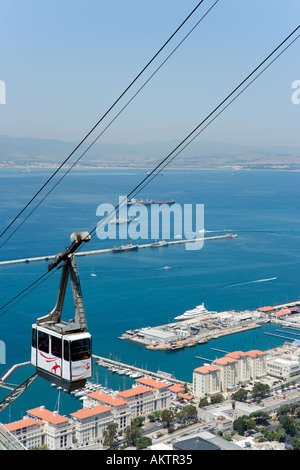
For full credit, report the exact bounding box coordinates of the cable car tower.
[31,231,92,392]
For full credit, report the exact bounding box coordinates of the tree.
[278,415,299,437]
[131,416,145,427]
[251,382,270,399]
[161,409,174,428]
[249,411,271,426]
[124,424,142,446]
[103,422,119,448]
[199,397,209,408]
[210,393,223,404]
[181,404,198,422]
[233,415,256,436]
[231,388,248,402]
[136,436,152,450]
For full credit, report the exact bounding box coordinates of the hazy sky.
[1,0,300,147]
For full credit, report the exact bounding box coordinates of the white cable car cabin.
[31,232,92,393]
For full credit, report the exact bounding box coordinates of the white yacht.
[174,303,209,321]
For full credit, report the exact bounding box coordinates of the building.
[225,351,251,384]
[247,350,266,379]
[26,406,74,450]
[70,404,113,446]
[135,377,171,410]
[193,365,221,398]
[118,385,157,417]
[193,349,267,398]
[266,356,300,379]
[84,392,130,431]
[4,417,44,450]
[213,356,239,392]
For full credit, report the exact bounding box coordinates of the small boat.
[109,216,139,224]
[161,266,171,270]
[151,240,168,248]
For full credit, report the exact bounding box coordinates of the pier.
[0,233,237,267]
[93,354,188,385]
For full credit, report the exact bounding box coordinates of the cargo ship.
[112,243,139,253]
[127,198,176,206]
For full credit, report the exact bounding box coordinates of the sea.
[1,167,300,423]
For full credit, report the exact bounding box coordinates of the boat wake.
[226,277,277,288]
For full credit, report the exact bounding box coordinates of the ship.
[174,303,209,321]
[109,216,139,224]
[150,240,168,248]
[127,198,176,206]
[112,242,139,253]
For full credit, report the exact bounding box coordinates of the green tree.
[210,393,224,404]
[231,388,248,402]
[124,424,142,446]
[278,415,299,437]
[103,422,119,448]
[249,411,271,426]
[161,409,174,428]
[181,404,198,422]
[251,382,270,399]
[131,416,145,427]
[136,436,152,450]
[233,415,256,436]
[199,397,209,408]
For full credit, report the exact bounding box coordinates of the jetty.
[0,233,237,267]
[93,354,187,385]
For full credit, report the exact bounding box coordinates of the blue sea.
[1,167,300,422]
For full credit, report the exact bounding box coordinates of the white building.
[26,406,74,450]
[193,349,267,398]
[213,356,239,392]
[70,404,113,446]
[4,417,44,450]
[193,365,221,398]
[84,392,131,431]
[266,356,300,379]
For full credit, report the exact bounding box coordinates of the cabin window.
[32,328,37,348]
[71,338,91,361]
[38,331,49,353]
[63,340,70,361]
[51,335,62,358]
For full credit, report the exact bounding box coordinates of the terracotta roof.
[135,377,170,389]
[273,309,290,317]
[27,406,69,424]
[214,356,237,365]
[118,385,153,398]
[194,365,220,374]
[178,392,193,400]
[247,350,265,357]
[87,391,127,407]
[258,306,275,312]
[226,351,248,359]
[4,417,42,432]
[168,384,185,393]
[71,404,112,420]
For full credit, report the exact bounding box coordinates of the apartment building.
[118,385,156,417]
[26,406,74,450]
[193,349,267,398]
[84,391,131,431]
[135,377,171,410]
[225,351,251,383]
[70,404,113,446]
[213,356,239,392]
[4,417,44,450]
[247,350,267,379]
[193,365,221,398]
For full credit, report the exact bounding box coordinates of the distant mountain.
[0,134,300,170]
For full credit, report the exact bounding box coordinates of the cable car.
[31,232,93,392]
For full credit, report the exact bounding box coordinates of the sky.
[1,0,300,148]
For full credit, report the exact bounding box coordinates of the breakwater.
[0,233,237,266]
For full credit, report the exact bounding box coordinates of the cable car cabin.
[31,324,92,393]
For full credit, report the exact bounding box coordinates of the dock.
[0,233,237,266]
[93,354,187,385]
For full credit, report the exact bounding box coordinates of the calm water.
[1,167,300,422]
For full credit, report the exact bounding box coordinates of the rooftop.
[118,385,153,398]
[87,391,128,407]
[71,404,112,420]
[4,417,43,432]
[135,377,170,389]
[27,406,69,425]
